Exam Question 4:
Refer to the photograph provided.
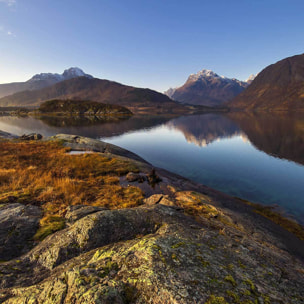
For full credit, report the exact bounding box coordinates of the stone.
[147,168,162,185]
[144,194,163,205]
[65,205,108,224]
[49,134,148,163]
[159,195,176,207]
[1,204,303,303]
[0,203,42,260]
[20,133,43,140]
[126,172,146,183]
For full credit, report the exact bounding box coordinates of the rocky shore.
[0,132,303,303]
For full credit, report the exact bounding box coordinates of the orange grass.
[0,140,144,240]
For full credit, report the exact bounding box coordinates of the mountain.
[0,67,93,99]
[0,77,184,113]
[165,69,249,107]
[230,54,304,111]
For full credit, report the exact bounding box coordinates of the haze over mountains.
[230,53,304,111]
[165,69,253,107]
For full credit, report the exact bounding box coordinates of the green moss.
[238,260,246,269]
[224,275,237,287]
[243,279,255,291]
[241,289,251,296]
[99,259,119,278]
[262,295,271,304]
[33,216,65,241]
[205,295,228,304]
[197,256,210,267]
[171,242,186,249]
[226,290,240,302]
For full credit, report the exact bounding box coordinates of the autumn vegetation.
[0,140,144,240]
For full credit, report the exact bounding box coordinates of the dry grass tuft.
[0,140,144,240]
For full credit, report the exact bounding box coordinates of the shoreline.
[0,132,304,303]
[1,131,304,260]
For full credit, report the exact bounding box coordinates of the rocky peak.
[62,67,93,80]
[28,73,63,82]
[246,74,256,84]
[187,69,221,82]
[28,67,93,83]
[165,68,249,106]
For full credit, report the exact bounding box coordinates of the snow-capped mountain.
[0,68,93,99]
[28,73,63,82]
[246,74,256,84]
[165,69,251,107]
[28,67,93,82]
[164,87,176,99]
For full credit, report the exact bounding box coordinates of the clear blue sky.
[0,0,304,92]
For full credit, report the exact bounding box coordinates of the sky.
[1,0,304,92]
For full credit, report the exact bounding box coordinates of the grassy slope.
[0,140,143,240]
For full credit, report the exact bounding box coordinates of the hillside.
[230,53,304,111]
[0,77,184,113]
[38,99,132,116]
[165,70,249,107]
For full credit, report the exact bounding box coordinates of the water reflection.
[167,114,243,147]
[0,115,174,138]
[227,112,304,166]
[38,115,130,127]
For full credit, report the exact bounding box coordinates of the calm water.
[0,113,304,223]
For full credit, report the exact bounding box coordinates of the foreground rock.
[0,130,18,139]
[0,203,42,260]
[0,203,303,303]
[49,134,147,163]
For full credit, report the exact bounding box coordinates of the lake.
[0,112,303,223]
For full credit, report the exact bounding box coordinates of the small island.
[38,99,133,116]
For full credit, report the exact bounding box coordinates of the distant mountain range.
[0,69,184,114]
[165,69,253,107]
[3,52,304,113]
[230,53,304,111]
[0,68,93,99]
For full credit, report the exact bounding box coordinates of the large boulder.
[0,203,42,260]
[49,134,148,163]
[1,204,304,303]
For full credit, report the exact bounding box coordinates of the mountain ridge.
[0,76,185,113]
[165,69,251,107]
[229,53,304,111]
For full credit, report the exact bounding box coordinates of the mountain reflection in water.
[167,114,243,147]
[228,112,304,166]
